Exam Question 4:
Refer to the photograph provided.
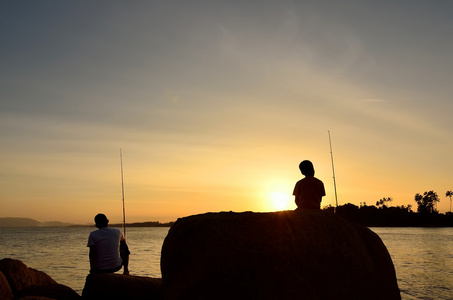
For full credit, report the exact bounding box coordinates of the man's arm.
[89,245,97,271]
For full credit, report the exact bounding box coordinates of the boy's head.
[299,160,315,176]
[94,213,109,228]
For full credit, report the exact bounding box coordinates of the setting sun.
[270,192,293,211]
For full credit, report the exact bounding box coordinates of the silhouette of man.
[293,160,325,209]
[87,213,130,274]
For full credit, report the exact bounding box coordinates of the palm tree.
[446,191,453,213]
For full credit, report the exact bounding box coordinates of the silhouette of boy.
[293,160,325,209]
[87,213,130,274]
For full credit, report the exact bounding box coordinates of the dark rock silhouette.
[0,258,163,300]
[15,284,81,300]
[161,210,401,300]
[82,273,163,300]
[0,258,80,300]
[14,296,55,300]
[0,259,56,293]
[0,271,13,300]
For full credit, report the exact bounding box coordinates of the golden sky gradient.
[1,1,452,224]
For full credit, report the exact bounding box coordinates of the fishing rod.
[328,131,339,211]
[120,149,126,238]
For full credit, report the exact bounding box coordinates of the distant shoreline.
[76,221,175,228]
[3,207,453,228]
[0,217,174,228]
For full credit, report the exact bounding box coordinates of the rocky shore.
[0,258,162,300]
[0,258,81,300]
[1,210,401,299]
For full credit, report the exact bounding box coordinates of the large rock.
[0,271,13,300]
[161,210,401,299]
[0,259,80,300]
[0,259,56,294]
[82,273,163,300]
[14,297,55,300]
[15,283,81,300]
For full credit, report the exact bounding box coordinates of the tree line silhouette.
[323,190,453,227]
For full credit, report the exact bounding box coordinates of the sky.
[1,0,452,224]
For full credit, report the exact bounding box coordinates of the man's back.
[293,176,325,209]
[87,227,123,270]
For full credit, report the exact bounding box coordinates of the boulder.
[15,297,55,300]
[0,259,80,300]
[15,283,81,300]
[0,271,13,300]
[82,273,163,300]
[0,259,56,294]
[161,210,401,300]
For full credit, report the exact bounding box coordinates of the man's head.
[94,213,109,228]
[299,160,315,176]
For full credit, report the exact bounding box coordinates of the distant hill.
[0,218,174,228]
[0,217,73,228]
[40,221,74,227]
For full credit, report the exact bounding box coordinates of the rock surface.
[82,273,163,300]
[15,283,81,300]
[0,259,56,294]
[0,271,13,300]
[0,258,80,300]
[161,210,401,300]
[14,297,56,300]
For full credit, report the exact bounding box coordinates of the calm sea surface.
[0,226,452,299]
[0,227,169,294]
[370,227,453,300]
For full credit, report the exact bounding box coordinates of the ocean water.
[0,226,169,294]
[371,227,453,300]
[0,226,452,299]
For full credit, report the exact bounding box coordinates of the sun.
[270,192,293,211]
